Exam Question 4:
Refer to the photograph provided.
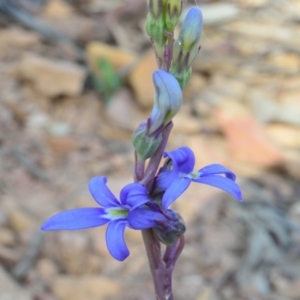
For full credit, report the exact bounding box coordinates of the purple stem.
[162,31,174,72]
[164,235,185,267]
[134,150,145,182]
[141,121,173,191]
[161,236,185,299]
[135,122,178,299]
[142,229,167,299]
[150,38,163,69]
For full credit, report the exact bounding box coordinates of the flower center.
[188,172,199,179]
[108,208,129,219]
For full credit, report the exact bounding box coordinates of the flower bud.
[132,121,163,160]
[149,70,182,134]
[154,210,185,245]
[145,0,167,47]
[170,66,192,90]
[165,0,182,32]
[147,0,164,19]
[170,7,203,89]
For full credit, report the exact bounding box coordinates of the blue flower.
[41,176,157,261]
[155,147,242,209]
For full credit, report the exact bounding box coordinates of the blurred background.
[0,0,300,299]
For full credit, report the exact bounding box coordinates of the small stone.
[43,0,74,19]
[265,124,300,148]
[249,89,300,126]
[34,292,57,300]
[18,54,87,98]
[47,122,72,136]
[26,112,50,129]
[240,0,270,8]
[197,286,218,300]
[0,265,32,300]
[46,136,78,155]
[173,106,200,135]
[0,209,8,226]
[0,228,15,246]
[51,275,121,300]
[265,53,300,73]
[37,258,59,280]
[0,27,40,49]
[195,3,240,25]
[284,150,300,180]
[128,51,157,108]
[185,135,227,168]
[184,74,207,103]
[289,202,300,223]
[223,21,300,50]
[215,107,283,167]
[105,88,146,131]
[49,231,99,275]
[86,42,136,73]
[279,278,300,299]
[4,202,34,233]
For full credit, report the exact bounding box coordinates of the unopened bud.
[170,7,203,88]
[147,0,164,19]
[149,70,182,134]
[165,0,182,32]
[132,121,163,160]
[154,210,186,245]
[170,66,192,90]
[145,0,167,47]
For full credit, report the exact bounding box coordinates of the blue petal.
[89,176,119,207]
[106,219,129,261]
[198,164,236,181]
[162,177,191,210]
[119,183,150,209]
[149,70,182,134]
[164,147,195,173]
[41,208,109,230]
[155,168,179,191]
[128,207,168,229]
[193,175,242,201]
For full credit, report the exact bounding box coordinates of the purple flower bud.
[178,7,203,55]
[149,70,182,134]
[154,209,186,245]
[170,7,203,88]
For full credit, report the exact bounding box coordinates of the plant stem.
[134,151,145,182]
[162,31,174,72]
[142,229,167,299]
[141,121,173,191]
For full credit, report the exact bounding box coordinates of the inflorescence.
[41,1,242,297]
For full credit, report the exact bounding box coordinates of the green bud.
[145,13,167,47]
[165,0,182,32]
[145,0,167,48]
[147,0,164,19]
[131,121,162,160]
[170,65,192,89]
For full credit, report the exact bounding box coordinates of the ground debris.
[0,0,300,299]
